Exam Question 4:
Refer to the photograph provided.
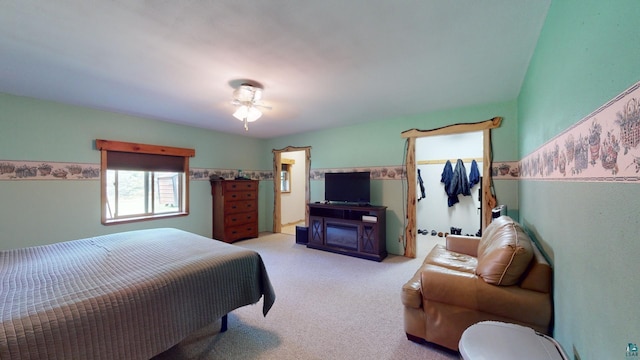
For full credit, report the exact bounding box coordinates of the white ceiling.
[0,1,550,139]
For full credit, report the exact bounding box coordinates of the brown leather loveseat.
[401,216,552,351]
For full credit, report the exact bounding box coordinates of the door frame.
[401,117,501,258]
[272,146,312,233]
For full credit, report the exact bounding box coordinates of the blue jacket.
[443,159,471,207]
[469,160,480,188]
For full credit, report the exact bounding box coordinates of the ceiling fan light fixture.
[233,105,262,123]
[230,82,270,131]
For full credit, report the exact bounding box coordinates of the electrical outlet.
[573,345,581,360]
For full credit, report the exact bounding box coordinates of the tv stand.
[307,203,387,261]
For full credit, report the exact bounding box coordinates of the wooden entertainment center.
[307,203,387,261]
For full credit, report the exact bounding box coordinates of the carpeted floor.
[154,232,458,360]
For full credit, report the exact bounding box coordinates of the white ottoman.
[459,321,568,360]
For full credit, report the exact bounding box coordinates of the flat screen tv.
[324,171,370,205]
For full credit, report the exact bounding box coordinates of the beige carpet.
[154,232,457,360]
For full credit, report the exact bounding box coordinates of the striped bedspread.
[0,228,275,359]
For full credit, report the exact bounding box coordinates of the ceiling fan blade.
[231,100,271,111]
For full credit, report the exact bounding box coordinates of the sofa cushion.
[425,244,477,274]
[475,216,533,285]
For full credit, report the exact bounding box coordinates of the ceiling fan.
[231,83,272,131]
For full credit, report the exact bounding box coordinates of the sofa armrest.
[402,267,424,309]
[520,244,552,293]
[446,235,479,257]
[421,264,551,326]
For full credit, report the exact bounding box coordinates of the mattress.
[0,228,275,359]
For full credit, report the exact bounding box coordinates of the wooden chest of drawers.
[210,179,259,243]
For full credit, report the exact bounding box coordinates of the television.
[324,171,371,205]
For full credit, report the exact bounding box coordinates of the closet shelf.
[417,157,483,165]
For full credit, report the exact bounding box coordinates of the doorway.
[402,118,501,258]
[415,131,483,251]
[272,146,311,234]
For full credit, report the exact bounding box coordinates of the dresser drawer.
[224,211,257,227]
[225,190,256,201]
[224,224,258,242]
[224,199,257,214]
[223,181,258,192]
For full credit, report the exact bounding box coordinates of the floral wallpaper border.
[0,161,521,182]
[0,163,275,181]
[0,161,100,180]
[194,164,520,181]
[519,80,640,182]
[491,161,520,179]
[190,166,409,181]
[0,164,413,181]
[21,78,640,186]
[7,82,639,183]
[190,168,273,181]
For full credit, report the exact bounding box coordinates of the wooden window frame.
[96,139,195,225]
[280,158,295,193]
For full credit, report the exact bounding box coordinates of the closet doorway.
[401,117,501,258]
[416,131,483,239]
[272,146,311,234]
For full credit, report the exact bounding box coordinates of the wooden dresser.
[210,179,259,243]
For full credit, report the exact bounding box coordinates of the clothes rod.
[417,157,483,165]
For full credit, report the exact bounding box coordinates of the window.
[96,139,195,225]
[280,158,294,193]
[281,164,290,193]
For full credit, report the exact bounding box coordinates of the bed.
[0,228,276,359]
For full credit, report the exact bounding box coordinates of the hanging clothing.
[417,169,426,201]
[447,159,471,207]
[440,160,453,196]
[469,159,480,188]
[440,160,453,187]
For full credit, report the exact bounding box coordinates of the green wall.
[1,90,518,255]
[3,2,639,357]
[0,93,268,249]
[266,100,519,255]
[518,0,640,358]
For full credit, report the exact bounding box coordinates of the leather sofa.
[401,216,552,351]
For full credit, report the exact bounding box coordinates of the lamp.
[231,83,270,131]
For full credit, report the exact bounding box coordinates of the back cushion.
[476,216,533,285]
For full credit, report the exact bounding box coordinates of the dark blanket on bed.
[0,228,275,359]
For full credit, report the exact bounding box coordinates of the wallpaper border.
[0,162,522,182]
[518,80,640,183]
[4,83,638,183]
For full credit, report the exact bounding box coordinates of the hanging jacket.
[440,160,453,196]
[417,169,426,201]
[447,159,471,207]
[469,159,480,188]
